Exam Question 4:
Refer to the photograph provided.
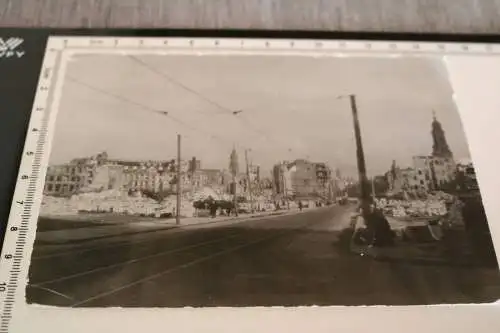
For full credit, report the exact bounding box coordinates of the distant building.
[229,148,239,176]
[386,113,457,194]
[44,163,94,196]
[249,165,260,182]
[259,177,273,190]
[314,162,332,197]
[188,157,201,173]
[272,159,332,200]
[44,152,186,196]
[197,169,224,187]
[400,168,419,192]
[430,112,456,187]
[123,165,173,193]
[431,111,453,159]
[412,156,434,191]
[44,152,109,196]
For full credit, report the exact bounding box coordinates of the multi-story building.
[386,114,457,194]
[290,160,317,197]
[195,169,224,187]
[43,152,108,196]
[412,156,433,191]
[387,163,425,194]
[273,161,298,197]
[400,168,420,192]
[123,165,173,193]
[272,159,332,200]
[44,152,188,196]
[314,162,332,198]
[44,163,94,196]
[431,156,456,188]
[456,161,478,191]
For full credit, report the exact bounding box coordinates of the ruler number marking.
[2,32,51,331]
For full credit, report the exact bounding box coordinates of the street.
[26,205,500,307]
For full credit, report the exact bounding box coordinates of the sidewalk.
[35,208,304,245]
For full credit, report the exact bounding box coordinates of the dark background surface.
[1,0,500,34]
[0,30,47,247]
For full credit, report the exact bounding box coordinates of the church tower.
[229,147,239,177]
[431,111,453,158]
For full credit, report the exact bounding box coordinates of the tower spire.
[431,111,453,158]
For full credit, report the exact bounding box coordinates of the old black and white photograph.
[26,52,500,307]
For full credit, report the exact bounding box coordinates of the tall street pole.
[282,165,290,210]
[230,146,239,217]
[176,134,181,225]
[190,157,195,201]
[245,149,254,213]
[349,95,372,217]
[232,174,238,216]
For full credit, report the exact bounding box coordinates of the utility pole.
[282,164,290,210]
[230,146,239,217]
[176,134,181,225]
[245,149,254,213]
[349,95,372,218]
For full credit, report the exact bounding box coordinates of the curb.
[35,211,291,245]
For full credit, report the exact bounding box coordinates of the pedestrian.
[298,201,303,211]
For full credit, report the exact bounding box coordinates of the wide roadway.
[26,204,500,307]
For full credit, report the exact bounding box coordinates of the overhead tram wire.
[66,76,234,147]
[127,55,289,148]
[126,56,267,153]
[69,73,301,164]
[128,55,229,116]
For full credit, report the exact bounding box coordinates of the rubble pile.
[41,189,196,218]
[40,196,79,216]
[40,184,300,218]
[375,197,447,218]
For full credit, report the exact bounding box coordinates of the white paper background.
[5,43,500,332]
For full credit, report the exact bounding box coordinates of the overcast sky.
[49,53,470,178]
